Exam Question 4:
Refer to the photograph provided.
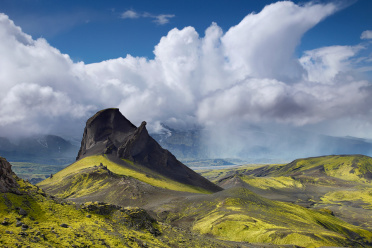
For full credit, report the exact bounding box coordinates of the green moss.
[165,187,372,247]
[198,164,283,183]
[0,180,168,247]
[274,155,372,184]
[2,178,243,248]
[51,168,113,198]
[38,155,210,194]
[239,175,303,190]
[320,187,372,209]
[0,185,247,248]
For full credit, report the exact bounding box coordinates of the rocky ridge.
[76,108,222,193]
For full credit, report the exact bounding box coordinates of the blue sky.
[0,0,372,159]
[1,0,370,63]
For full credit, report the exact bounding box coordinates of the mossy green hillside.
[273,155,372,182]
[40,166,115,199]
[1,178,248,248]
[164,187,372,247]
[239,175,304,190]
[38,155,210,194]
[319,186,372,209]
[197,164,280,183]
[0,179,164,247]
[200,155,372,184]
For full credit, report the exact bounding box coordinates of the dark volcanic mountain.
[76,108,222,193]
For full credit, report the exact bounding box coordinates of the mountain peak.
[76,109,222,193]
[76,108,137,160]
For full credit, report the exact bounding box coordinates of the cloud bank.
[0,1,372,157]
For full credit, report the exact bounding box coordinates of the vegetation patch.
[0,178,167,248]
[320,187,372,209]
[1,177,248,248]
[38,155,210,194]
[274,155,372,184]
[239,175,303,190]
[163,187,372,247]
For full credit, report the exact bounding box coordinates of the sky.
[0,0,372,158]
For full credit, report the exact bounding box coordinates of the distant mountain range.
[0,135,78,164]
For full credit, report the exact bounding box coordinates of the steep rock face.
[77,108,222,193]
[0,157,19,193]
[77,108,137,159]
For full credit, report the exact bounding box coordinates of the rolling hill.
[160,187,372,247]
[200,155,372,231]
[0,156,251,248]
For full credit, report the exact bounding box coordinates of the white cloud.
[0,0,372,147]
[153,14,175,25]
[120,10,175,25]
[361,30,372,40]
[121,10,139,19]
[221,1,337,82]
[299,45,363,83]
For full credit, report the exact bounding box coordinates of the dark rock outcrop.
[77,108,222,193]
[0,157,19,193]
[77,108,137,160]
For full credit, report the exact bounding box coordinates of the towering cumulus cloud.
[0,1,371,158]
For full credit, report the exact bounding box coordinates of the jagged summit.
[76,108,222,193]
[77,108,137,160]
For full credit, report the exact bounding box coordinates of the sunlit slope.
[38,155,211,195]
[0,178,163,247]
[1,178,243,248]
[201,155,372,183]
[197,164,278,182]
[261,155,372,182]
[199,155,372,231]
[164,187,372,247]
[201,155,372,196]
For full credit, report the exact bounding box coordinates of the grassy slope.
[272,155,372,182]
[197,164,277,182]
[34,154,372,247]
[163,187,372,247]
[0,178,161,247]
[200,155,372,201]
[38,155,211,194]
[200,155,372,183]
[252,155,372,210]
[239,175,304,190]
[320,186,372,209]
[1,177,252,248]
[199,155,372,234]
